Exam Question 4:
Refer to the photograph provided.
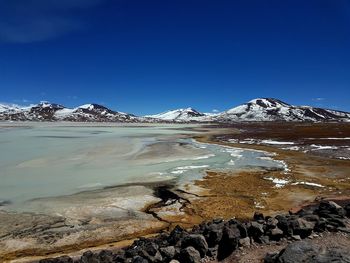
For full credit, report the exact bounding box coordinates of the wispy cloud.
[0,0,103,43]
[12,98,32,104]
[212,109,219,113]
[312,98,325,101]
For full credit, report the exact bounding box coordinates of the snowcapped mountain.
[0,98,349,123]
[214,98,350,122]
[145,108,207,122]
[0,103,22,113]
[0,102,140,122]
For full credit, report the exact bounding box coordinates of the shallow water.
[0,123,283,212]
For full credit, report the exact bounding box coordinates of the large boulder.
[345,203,350,217]
[168,225,188,246]
[178,246,201,263]
[181,234,208,257]
[276,215,292,235]
[203,223,223,247]
[265,240,350,263]
[253,212,265,222]
[248,221,265,241]
[289,218,315,238]
[159,246,176,260]
[316,201,346,218]
[217,225,241,261]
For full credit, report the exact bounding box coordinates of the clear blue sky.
[0,0,349,115]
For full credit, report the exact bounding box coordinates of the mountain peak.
[219,98,350,122]
[0,98,349,123]
[146,107,205,121]
[247,98,291,108]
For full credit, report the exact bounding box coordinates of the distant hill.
[1,98,349,123]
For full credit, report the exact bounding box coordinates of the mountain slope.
[215,98,350,122]
[0,102,140,122]
[145,108,207,122]
[0,98,349,122]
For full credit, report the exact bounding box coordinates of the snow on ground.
[338,157,350,160]
[310,144,339,150]
[171,165,209,175]
[264,177,289,188]
[261,140,295,145]
[282,146,301,151]
[291,182,325,188]
[254,201,265,209]
[305,137,350,140]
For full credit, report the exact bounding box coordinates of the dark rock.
[270,240,350,263]
[153,233,169,247]
[314,217,327,232]
[181,234,208,257]
[143,242,159,257]
[98,250,114,263]
[326,217,347,228]
[266,217,279,229]
[125,246,142,258]
[203,223,223,247]
[228,220,248,238]
[217,225,240,261]
[253,212,265,222]
[338,227,350,234]
[258,235,270,244]
[345,203,350,217]
[39,256,73,263]
[269,227,284,241]
[113,253,127,263]
[317,201,346,217]
[239,237,251,247]
[81,251,99,263]
[289,218,314,238]
[264,252,279,263]
[207,246,218,258]
[237,223,248,238]
[295,207,314,217]
[178,246,201,263]
[168,225,188,246]
[159,246,176,260]
[213,218,224,224]
[248,221,265,242]
[291,235,301,241]
[276,215,291,235]
[301,214,320,223]
[132,256,149,263]
[136,241,162,263]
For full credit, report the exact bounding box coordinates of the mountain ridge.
[0,98,349,123]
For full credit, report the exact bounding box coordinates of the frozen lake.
[0,123,284,212]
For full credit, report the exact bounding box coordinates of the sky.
[0,0,349,115]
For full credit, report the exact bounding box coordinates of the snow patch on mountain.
[145,108,208,122]
[1,98,349,123]
[215,98,350,122]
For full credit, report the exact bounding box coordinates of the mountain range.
[1,98,349,123]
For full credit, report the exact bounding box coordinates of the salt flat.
[0,122,282,214]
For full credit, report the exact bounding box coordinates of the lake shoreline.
[1,123,350,262]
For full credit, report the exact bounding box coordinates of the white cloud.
[312,98,325,101]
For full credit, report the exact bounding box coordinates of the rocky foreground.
[38,199,350,263]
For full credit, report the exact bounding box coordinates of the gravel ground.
[210,231,350,263]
